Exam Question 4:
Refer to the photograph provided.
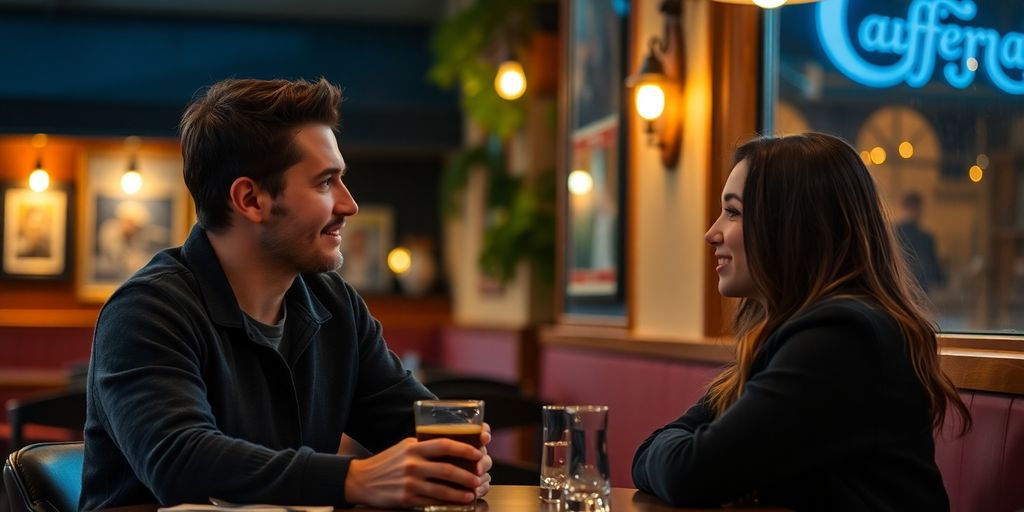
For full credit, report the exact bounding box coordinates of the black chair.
[6,386,87,454]
[423,377,543,485]
[3,442,84,512]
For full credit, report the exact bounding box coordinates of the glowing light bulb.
[635,84,666,121]
[969,165,983,183]
[752,0,787,7]
[898,141,914,159]
[387,246,412,275]
[121,170,143,195]
[568,170,594,196]
[869,146,887,165]
[860,150,871,165]
[494,61,526,100]
[966,57,979,72]
[29,169,50,192]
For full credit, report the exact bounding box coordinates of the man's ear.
[227,177,271,224]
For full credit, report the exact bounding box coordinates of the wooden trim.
[0,309,99,328]
[554,0,569,322]
[0,369,70,389]
[540,323,733,364]
[939,334,1024,395]
[362,295,450,330]
[624,0,640,332]
[541,327,1024,395]
[705,2,760,337]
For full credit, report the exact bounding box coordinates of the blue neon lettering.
[816,0,1024,94]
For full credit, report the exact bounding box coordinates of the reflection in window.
[772,0,1024,333]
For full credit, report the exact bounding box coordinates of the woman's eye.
[724,208,740,219]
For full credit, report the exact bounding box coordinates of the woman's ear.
[227,177,270,224]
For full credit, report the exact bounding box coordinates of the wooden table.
[108,485,789,511]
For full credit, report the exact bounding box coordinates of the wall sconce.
[495,59,527,100]
[710,0,819,9]
[29,158,50,192]
[121,156,143,195]
[121,136,143,195]
[29,133,50,192]
[627,0,684,170]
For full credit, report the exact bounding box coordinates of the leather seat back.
[3,442,84,512]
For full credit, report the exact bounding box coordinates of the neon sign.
[816,0,1024,94]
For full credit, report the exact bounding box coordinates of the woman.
[631,133,969,511]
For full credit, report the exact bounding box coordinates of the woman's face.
[705,159,757,299]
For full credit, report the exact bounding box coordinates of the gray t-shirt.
[243,304,287,358]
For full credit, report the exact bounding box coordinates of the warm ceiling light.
[568,170,594,196]
[869,146,887,165]
[969,165,983,183]
[121,170,143,195]
[29,169,50,192]
[494,60,526,100]
[711,0,819,7]
[860,150,871,165]
[387,246,412,275]
[898,141,914,159]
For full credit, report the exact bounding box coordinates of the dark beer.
[416,423,483,488]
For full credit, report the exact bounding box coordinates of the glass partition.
[769,0,1024,334]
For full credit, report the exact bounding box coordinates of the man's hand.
[476,423,493,499]
[344,435,484,509]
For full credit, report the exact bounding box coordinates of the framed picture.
[0,184,72,279]
[562,0,630,318]
[77,152,189,302]
[337,205,394,294]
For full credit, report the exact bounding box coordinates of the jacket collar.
[180,225,331,329]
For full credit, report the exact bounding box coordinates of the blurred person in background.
[895,191,945,293]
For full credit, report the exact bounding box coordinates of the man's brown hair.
[179,78,341,232]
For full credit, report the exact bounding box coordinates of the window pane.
[772,0,1024,334]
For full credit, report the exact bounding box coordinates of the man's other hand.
[345,435,484,509]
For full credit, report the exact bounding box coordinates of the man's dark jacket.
[80,226,433,510]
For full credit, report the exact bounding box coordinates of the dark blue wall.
[0,12,461,151]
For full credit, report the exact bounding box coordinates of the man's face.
[259,124,358,274]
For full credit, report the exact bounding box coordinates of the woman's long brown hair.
[706,132,970,435]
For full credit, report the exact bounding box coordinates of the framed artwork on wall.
[337,204,395,294]
[562,0,631,320]
[77,152,189,302]
[0,184,72,279]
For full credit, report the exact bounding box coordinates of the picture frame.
[77,152,190,302]
[562,0,631,318]
[337,204,394,294]
[0,183,72,279]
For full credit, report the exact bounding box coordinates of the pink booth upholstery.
[934,391,1024,512]
[541,346,1024,511]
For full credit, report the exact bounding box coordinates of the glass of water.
[540,405,569,502]
[562,405,610,512]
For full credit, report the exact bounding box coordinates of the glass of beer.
[414,399,484,512]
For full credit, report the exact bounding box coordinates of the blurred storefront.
[772,0,1024,332]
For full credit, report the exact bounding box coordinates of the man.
[81,78,491,510]
[895,192,945,293]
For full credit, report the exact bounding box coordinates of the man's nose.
[335,184,359,216]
